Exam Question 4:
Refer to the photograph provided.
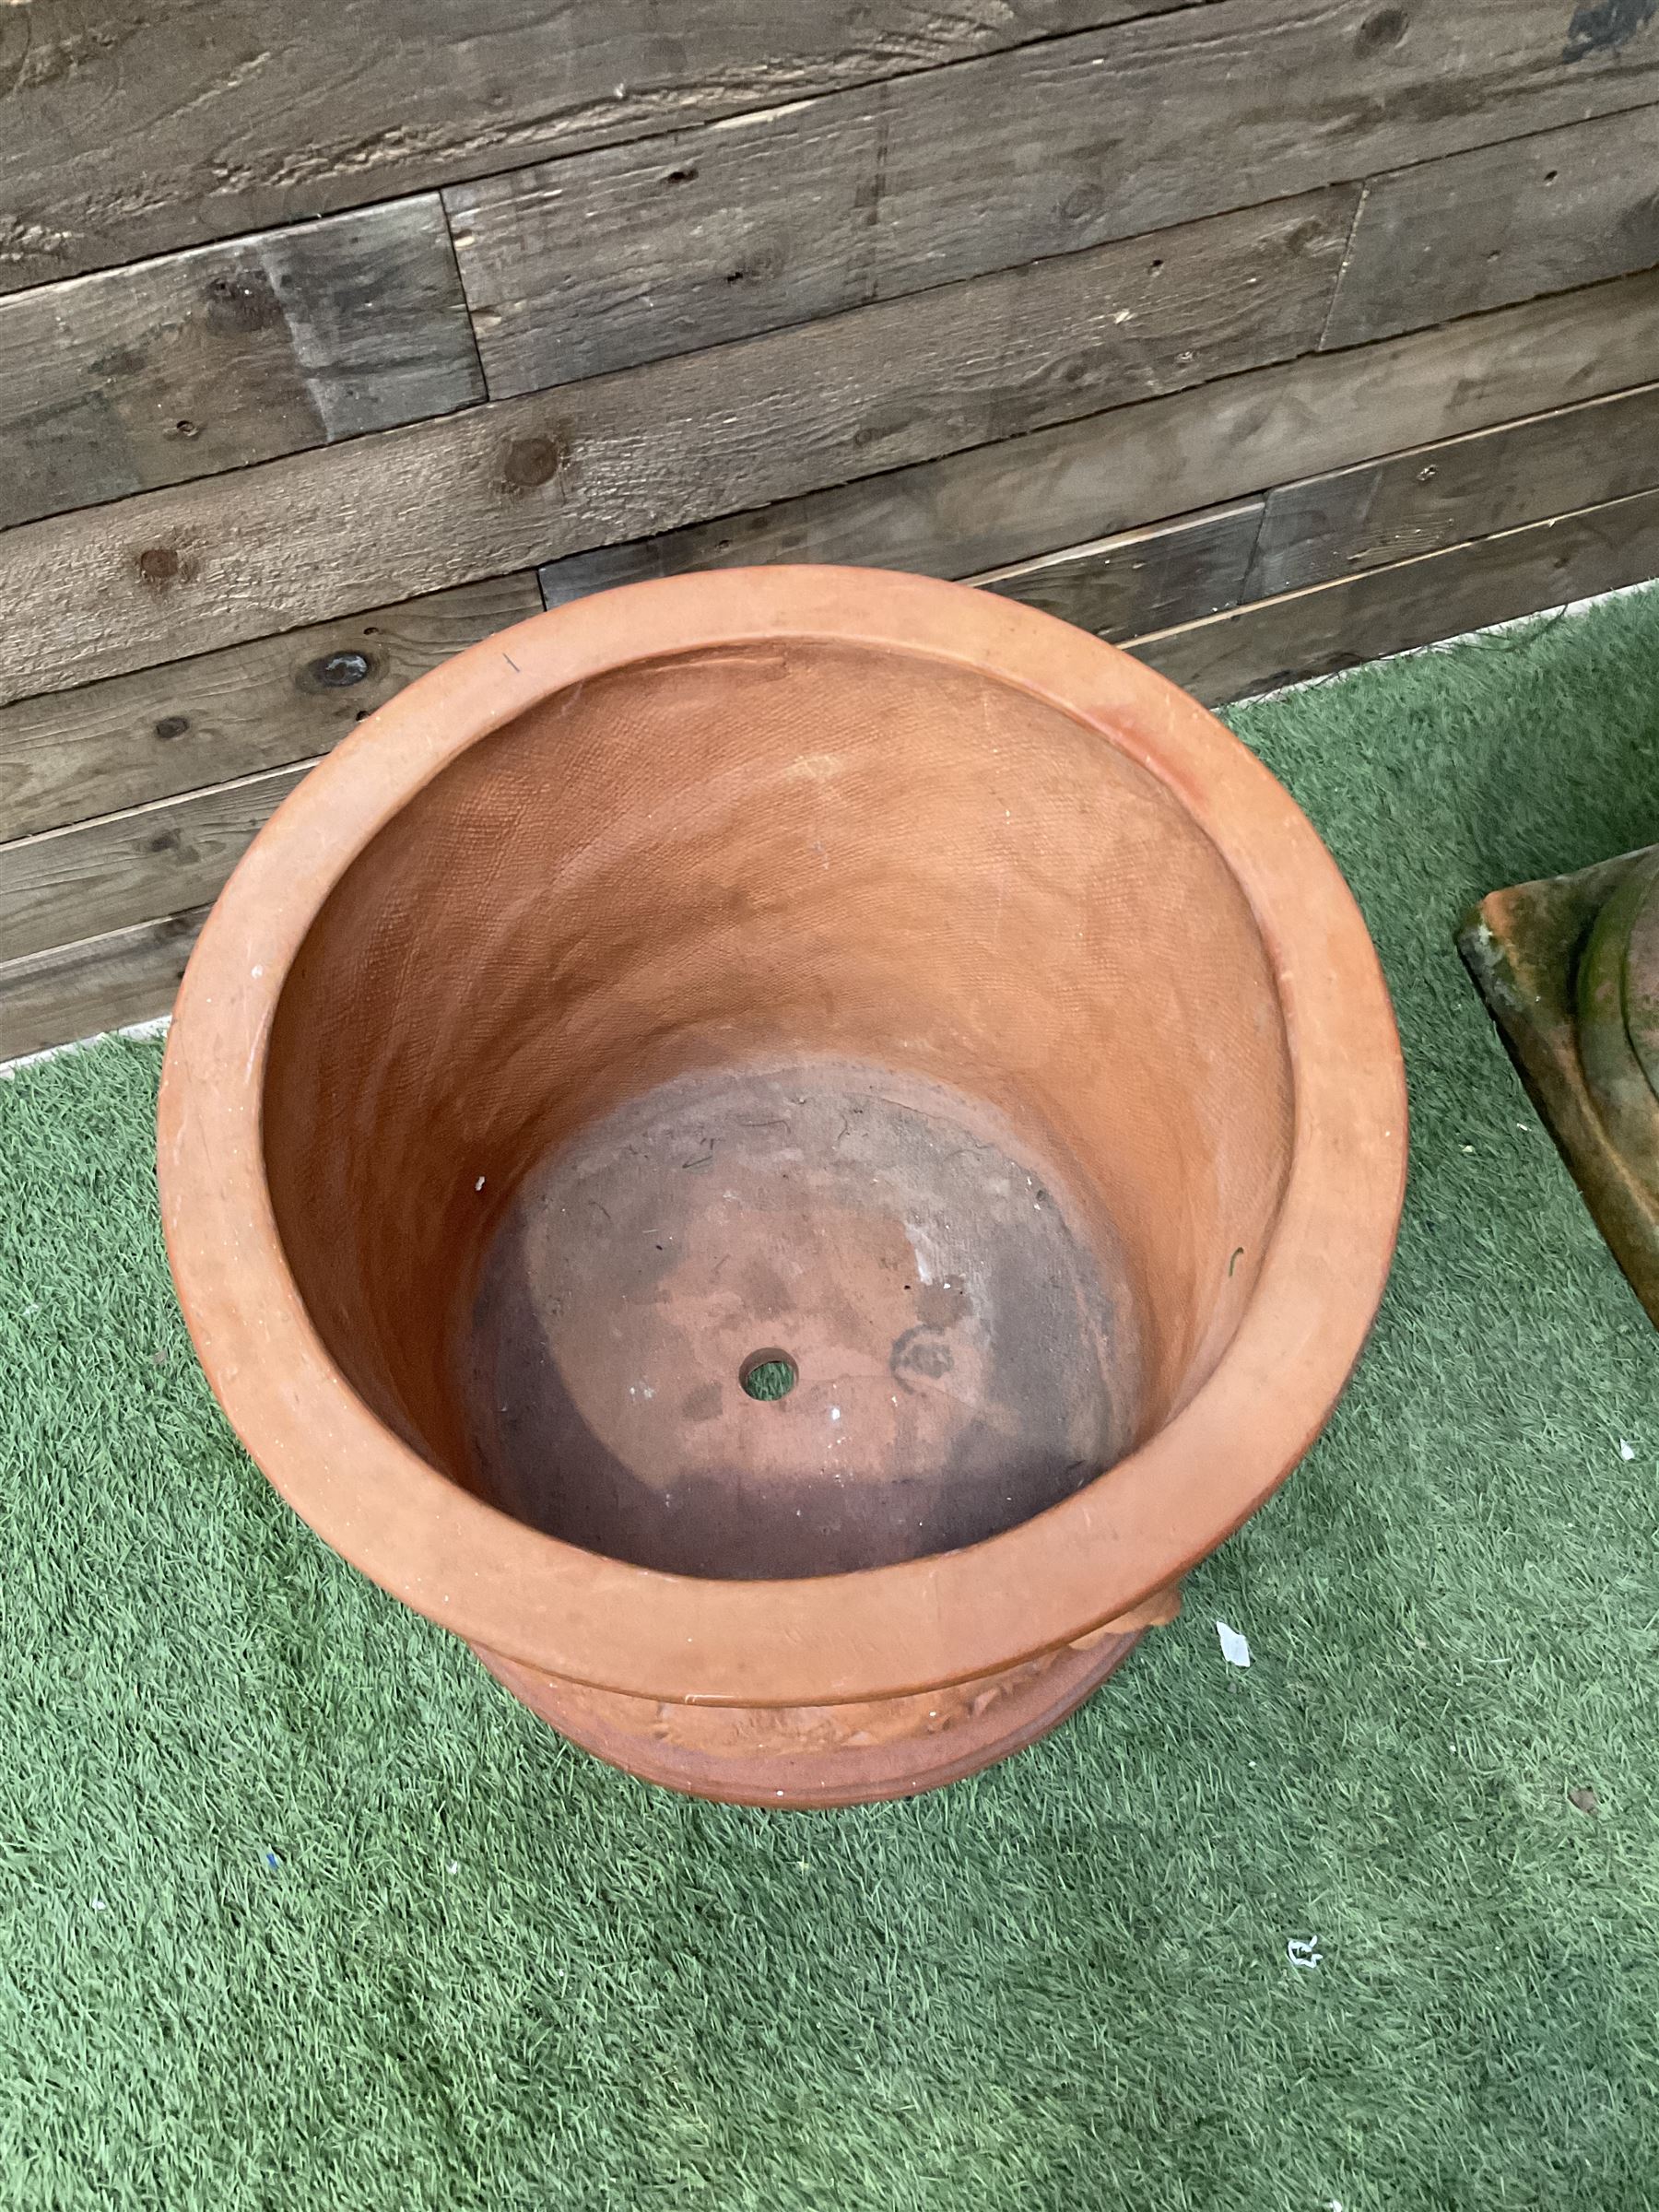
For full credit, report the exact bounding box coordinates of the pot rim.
[158,565,1406,1707]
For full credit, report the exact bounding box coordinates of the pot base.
[460,1060,1141,1578]
[472,1581,1179,1806]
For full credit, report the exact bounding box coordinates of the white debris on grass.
[1287,1936,1322,1970]
[1619,1439,1637,1461]
[1216,1619,1251,1668]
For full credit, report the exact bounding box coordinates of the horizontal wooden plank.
[0,908,205,1065]
[972,500,1263,637]
[0,187,1351,708]
[453,0,1659,396]
[877,0,1659,300]
[0,197,483,533]
[14,500,1659,1059]
[0,0,1182,294]
[1250,381,1659,594]
[1324,102,1659,350]
[537,265,1659,604]
[0,765,309,964]
[1131,487,1659,704]
[971,377,1659,639]
[0,575,541,844]
[443,95,892,393]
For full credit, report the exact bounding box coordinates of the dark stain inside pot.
[458,1061,1135,1579]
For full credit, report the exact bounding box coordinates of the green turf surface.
[5,590,1659,2210]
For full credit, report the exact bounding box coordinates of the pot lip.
[158,564,1406,1708]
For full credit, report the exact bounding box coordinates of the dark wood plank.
[0,575,541,844]
[0,0,1183,294]
[537,266,1659,604]
[0,197,483,532]
[973,500,1263,638]
[1132,488,1659,705]
[443,95,889,392]
[1323,103,1659,350]
[0,765,309,963]
[0,909,206,1065]
[453,0,1659,396]
[0,188,1352,709]
[1249,381,1659,595]
[879,0,1659,298]
[11,499,1656,1053]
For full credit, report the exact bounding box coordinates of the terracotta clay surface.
[462,1060,1138,1579]
[158,566,1406,1805]
[1461,844,1659,1326]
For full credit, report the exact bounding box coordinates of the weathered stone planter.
[159,568,1405,1806]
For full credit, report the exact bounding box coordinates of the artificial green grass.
[5,589,1659,2211]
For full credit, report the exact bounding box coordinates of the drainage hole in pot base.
[458,1058,1139,1581]
[740,1352,798,1401]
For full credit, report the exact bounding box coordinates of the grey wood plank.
[0,765,310,963]
[443,96,888,392]
[453,0,1659,397]
[0,187,1351,709]
[0,908,206,1065]
[537,266,1659,605]
[0,0,1185,295]
[0,198,484,532]
[878,0,1659,299]
[972,501,1264,638]
[1131,487,1659,704]
[0,574,541,843]
[1323,103,1659,351]
[1250,381,1659,595]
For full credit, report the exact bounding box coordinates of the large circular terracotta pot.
[158,567,1405,1807]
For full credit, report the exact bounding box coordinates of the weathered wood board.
[973,502,1265,639]
[0,197,484,532]
[537,268,1659,603]
[922,377,1659,638]
[7,2,1659,1060]
[0,764,310,964]
[0,575,541,844]
[0,0,1187,293]
[452,0,1659,395]
[1135,487,1659,703]
[0,909,206,1065]
[1249,381,1659,595]
[0,189,1351,707]
[1324,101,1659,348]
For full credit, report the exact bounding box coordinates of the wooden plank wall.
[5,0,1659,1057]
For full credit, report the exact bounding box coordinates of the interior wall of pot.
[263,637,1295,1529]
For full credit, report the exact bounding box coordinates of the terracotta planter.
[159,567,1405,1806]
